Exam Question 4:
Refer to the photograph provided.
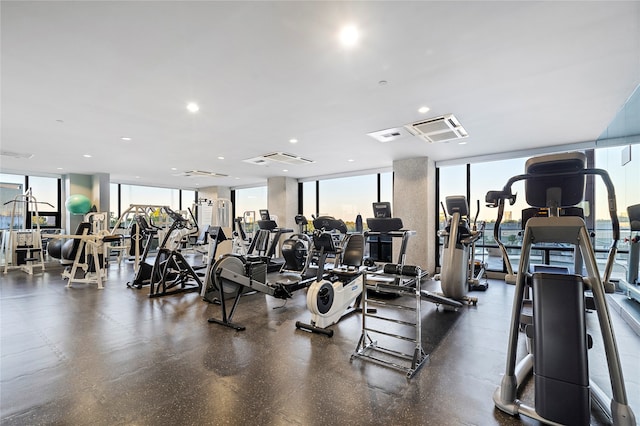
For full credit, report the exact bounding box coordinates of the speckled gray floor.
[1,261,638,425]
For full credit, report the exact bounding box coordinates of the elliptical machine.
[488,152,635,425]
[434,195,485,306]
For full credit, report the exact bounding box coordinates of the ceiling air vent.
[406,114,468,143]
[172,170,228,178]
[1,150,34,159]
[243,152,314,166]
[367,127,412,143]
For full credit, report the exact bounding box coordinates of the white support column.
[393,157,436,274]
[92,173,110,212]
[267,176,298,231]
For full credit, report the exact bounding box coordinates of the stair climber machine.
[487,152,635,425]
[433,196,486,307]
[147,207,205,298]
[127,215,162,288]
[617,203,640,305]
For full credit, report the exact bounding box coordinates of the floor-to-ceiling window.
[0,174,26,229]
[120,184,180,211]
[318,174,377,231]
[469,157,528,272]
[379,172,393,206]
[234,186,268,234]
[438,145,639,274]
[595,144,640,279]
[301,181,317,220]
[1,173,61,229]
[26,176,60,228]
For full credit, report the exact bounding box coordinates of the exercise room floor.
[1,261,639,425]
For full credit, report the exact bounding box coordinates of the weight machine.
[1,188,49,275]
[46,212,121,289]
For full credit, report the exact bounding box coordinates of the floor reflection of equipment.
[617,203,640,305]
[433,196,486,306]
[488,152,635,425]
[295,225,367,337]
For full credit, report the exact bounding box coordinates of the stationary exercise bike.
[296,221,368,337]
[488,152,635,425]
[280,215,313,275]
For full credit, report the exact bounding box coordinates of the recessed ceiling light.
[235,177,240,180]
[217,156,224,160]
[418,106,430,114]
[83,154,92,158]
[171,167,177,171]
[56,167,63,170]
[135,176,140,179]
[186,102,200,113]
[339,24,360,47]
[282,169,288,172]
[458,141,468,145]
[289,138,298,144]
[121,136,132,141]
[348,159,355,162]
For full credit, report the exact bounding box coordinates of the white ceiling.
[2,1,639,189]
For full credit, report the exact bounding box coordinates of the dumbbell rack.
[351,265,427,378]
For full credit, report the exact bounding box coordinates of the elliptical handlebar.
[485,167,620,284]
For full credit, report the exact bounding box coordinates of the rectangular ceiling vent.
[172,170,228,178]
[1,150,34,159]
[367,127,412,143]
[243,152,314,166]
[405,114,468,143]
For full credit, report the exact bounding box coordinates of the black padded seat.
[366,217,403,233]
